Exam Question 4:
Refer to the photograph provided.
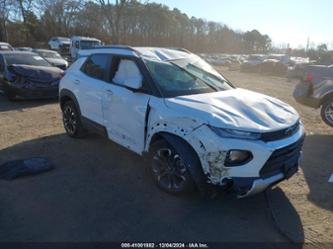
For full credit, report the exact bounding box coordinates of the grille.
[259,136,304,177]
[261,121,300,142]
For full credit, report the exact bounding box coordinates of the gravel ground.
[0,68,332,244]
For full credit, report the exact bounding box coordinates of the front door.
[102,57,150,154]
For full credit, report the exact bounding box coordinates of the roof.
[134,47,192,61]
[77,46,193,61]
[0,42,11,45]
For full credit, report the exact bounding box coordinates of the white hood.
[165,88,299,132]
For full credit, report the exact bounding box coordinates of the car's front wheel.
[149,140,195,194]
[62,100,86,138]
[321,99,333,127]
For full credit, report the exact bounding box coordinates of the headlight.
[210,126,261,140]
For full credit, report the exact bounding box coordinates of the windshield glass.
[145,56,233,97]
[80,40,101,49]
[37,51,62,59]
[4,53,51,67]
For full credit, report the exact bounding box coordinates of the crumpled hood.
[8,64,63,85]
[165,88,299,132]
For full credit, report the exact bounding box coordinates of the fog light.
[225,150,252,166]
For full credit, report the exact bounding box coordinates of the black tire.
[321,99,333,127]
[149,139,195,195]
[62,100,86,138]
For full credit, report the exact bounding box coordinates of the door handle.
[74,79,80,85]
[106,89,113,95]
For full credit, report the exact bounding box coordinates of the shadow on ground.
[0,134,304,243]
[301,134,333,211]
[0,94,57,112]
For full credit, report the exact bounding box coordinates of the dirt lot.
[0,68,332,244]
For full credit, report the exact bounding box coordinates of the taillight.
[304,72,313,82]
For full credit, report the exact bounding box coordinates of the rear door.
[102,56,151,154]
[77,54,111,125]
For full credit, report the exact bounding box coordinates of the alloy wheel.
[324,103,333,125]
[152,148,188,192]
[63,105,77,135]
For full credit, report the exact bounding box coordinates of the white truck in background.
[48,37,71,56]
[70,36,101,61]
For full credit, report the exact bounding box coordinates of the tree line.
[0,0,272,53]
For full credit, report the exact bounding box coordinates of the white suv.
[59,46,305,197]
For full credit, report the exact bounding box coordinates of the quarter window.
[82,54,109,80]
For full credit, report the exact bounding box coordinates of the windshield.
[37,51,62,59]
[80,40,101,49]
[145,56,233,97]
[4,53,51,67]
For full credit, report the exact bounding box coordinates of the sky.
[152,0,333,49]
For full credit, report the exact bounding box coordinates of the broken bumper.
[188,122,305,197]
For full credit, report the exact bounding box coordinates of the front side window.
[145,55,233,97]
[82,54,109,80]
[4,53,51,67]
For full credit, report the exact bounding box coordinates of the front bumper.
[189,123,305,197]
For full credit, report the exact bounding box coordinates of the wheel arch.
[148,131,208,195]
[59,89,81,115]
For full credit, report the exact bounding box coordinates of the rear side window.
[82,54,109,81]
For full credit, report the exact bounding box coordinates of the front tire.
[149,140,195,194]
[62,100,86,138]
[321,99,333,127]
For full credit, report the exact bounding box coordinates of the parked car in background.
[0,42,14,51]
[70,36,101,61]
[59,46,304,198]
[48,37,70,55]
[15,47,33,52]
[33,49,68,70]
[0,51,64,100]
[294,64,333,127]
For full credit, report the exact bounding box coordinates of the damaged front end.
[3,64,63,99]
[148,121,304,198]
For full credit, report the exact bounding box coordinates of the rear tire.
[62,100,86,138]
[149,139,195,195]
[321,99,333,127]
